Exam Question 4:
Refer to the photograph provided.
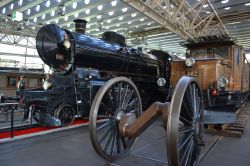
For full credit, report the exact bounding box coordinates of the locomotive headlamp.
[217,77,228,88]
[43,80,53,90]
[157,78,166,87]
[185,57,195,67]
[63,33,71,49]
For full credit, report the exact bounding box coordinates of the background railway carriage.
[171,36,249,110]
[0,67,44,97]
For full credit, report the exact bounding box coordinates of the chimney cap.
[73,19,88,24]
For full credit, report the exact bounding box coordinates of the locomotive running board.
[204,110,236,124]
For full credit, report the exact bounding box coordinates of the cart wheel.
[89,77,142,162]
[167,76,204,166]
[54,103,75,126]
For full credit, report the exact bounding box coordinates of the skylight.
[74,13,79,18]
[118,16,123,20]
[85,0,90,5]
[10,3,14,10]
[97,15,102,19]
[35,5,40,12]
[122,7,127,12]
[97,5,103,11]
[221,0,229,4]
[33,17,37,23]
[72,2,77,9]
[86,9,90,14]
[203,4,208,8]
[140,18,145,21]
[245,3,250,6]
[109,11,114,16]
[42,14,46,20]
[107,20,111,23]
[2,8,6,14]
[18,0,23,6]
[64,16,68,21]
[131,13,137,17]
[224,7,230,10]
[46,0,50,7]
[111,0,117,6]
[51,10,55,16]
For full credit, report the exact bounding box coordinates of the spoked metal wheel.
[54,103,75,126]
[89,77,142,162]
[167,76,204,166]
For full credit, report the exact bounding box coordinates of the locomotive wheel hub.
[115,110,125,121]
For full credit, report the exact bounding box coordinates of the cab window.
[234,48,239,66]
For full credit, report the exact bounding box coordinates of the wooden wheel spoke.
[99,126,113,144]
[179,126,194,135]
[121,136,127,149]
[121,85,129,110]
[178,132,193,151]
[97,120,114,131]
[180,115,193,126]
[123,90,134,110]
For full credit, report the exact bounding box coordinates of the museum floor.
[0,110,250,166]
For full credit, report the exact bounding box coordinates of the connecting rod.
[119,102,170,138]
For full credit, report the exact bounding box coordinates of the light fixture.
[221,0,229,4]
[111,0,117,6]
[42,14,46,20]
[122,7,127,12]
[131,13,137,17]
[85,9,90,14]
[64,15,68,21]
[116,24,120,27]
[36,5,40,11]
[224,7,230,10]
[67,24,70,27]
[140,18,145,21]
[107,20,111,23]
[51,10,55,16]
[147,22,151,25]
[97,5,103,10]
[97,15,102,19]
[118,16,123,20]
[57,0,61,2]
[128,21,131,24]
[33,17,37,23]
[55,19,58,24]
[203,4,208,8]
[72,2,77,9]
[108,11,114,16]
[46,0,50,7]
[135,25,139,28]
[74,13,79,18]
[2,7,6,14]
[18,0,23,6]
[10,3,14,10]
[62,6,65,12]
[245,3,250,6]
[170,4,174,8]
[206,11,211,13]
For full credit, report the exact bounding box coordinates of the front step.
[205,102,250,138]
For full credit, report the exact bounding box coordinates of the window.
[29,78,38,87]
[191,47,228,59]
[234,48,239,66]
[7,76,17,87]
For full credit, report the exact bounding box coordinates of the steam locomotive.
[18,19,172,126]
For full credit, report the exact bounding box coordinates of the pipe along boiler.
[36,19,204,166]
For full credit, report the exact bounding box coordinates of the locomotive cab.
[171,36,249,109]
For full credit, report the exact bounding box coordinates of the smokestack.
[73,19,87,34]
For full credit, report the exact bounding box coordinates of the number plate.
[187,71,198,77]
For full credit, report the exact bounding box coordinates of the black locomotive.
[18,19,172,126]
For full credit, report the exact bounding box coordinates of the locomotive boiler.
[33,19,206,166]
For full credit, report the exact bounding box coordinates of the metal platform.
[0,104,250,166]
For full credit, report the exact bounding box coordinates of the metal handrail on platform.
[0,103,23,138]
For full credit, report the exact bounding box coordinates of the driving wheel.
[89,77,142,162]
[54,103,75,126]
[167,76,204,166]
